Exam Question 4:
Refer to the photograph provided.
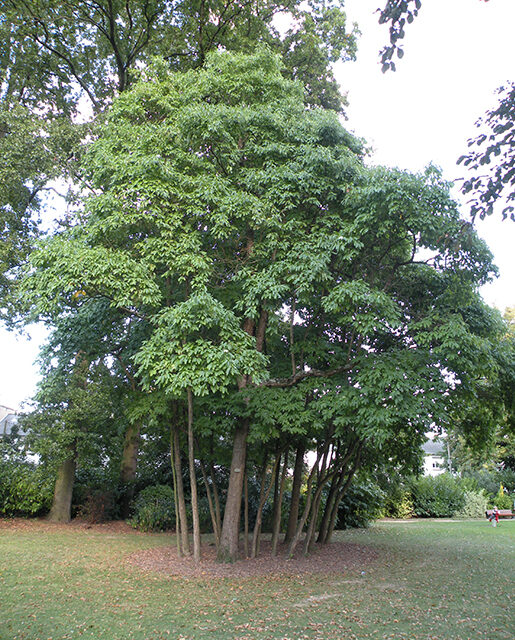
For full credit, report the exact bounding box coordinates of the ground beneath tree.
[0,518,378,579]
[128,539,378,579]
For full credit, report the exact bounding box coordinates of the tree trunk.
[187,388,201,563]
[217,418,249,562]
[200,458,220,549]
[251,451,280,558]
[284,444,305,545]
[170,424,182,557]
[244,469,249,558]
[317,473,341,544]
[217,306,268,563]
[173,423,190,556]
[271,450,288,556]
[48,447,77,523]
[119,420,141,518]
[210,462,222,542]
[287,439,332,558]
[324,447,362,544]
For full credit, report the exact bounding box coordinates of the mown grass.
[0,519,513,640]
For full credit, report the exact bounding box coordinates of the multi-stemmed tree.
[21,48,504,560]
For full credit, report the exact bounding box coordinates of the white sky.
[1,0,513,409]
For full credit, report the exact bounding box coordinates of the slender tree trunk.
[119,420,141,518]
[317,474,341,544]
[170,424,182,557]
[210,462,222,540]
[287,439,332,558]
[303,481,326,555]
[244,469,249,558]
[284,444,305,545]
[173,423,190,556]
[187,388,201,563]
[48,445,77,523]
[200,458,220,549]
[251,452,280,558]
[271,450,288,556]
[324,448,362,544]
[218,305,268,563]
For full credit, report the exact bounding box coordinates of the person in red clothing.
[488,506,500,526]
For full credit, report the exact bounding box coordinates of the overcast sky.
[1,0,513,410]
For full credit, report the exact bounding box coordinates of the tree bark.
[317,473,341,544]
[187,388,201,563]
[324,446,362,544]
[210,462,222,542]
[217,418,249,562]
[48,446,77,523]
[173,423,190,556]
[271,450,288,556]
[244,469,249,558]
[200,458,220,549]
[170,424,182,557]
[284,444,305,544]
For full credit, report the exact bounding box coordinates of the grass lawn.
[0,518,514,640]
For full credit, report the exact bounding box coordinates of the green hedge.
[409,474,466,518]
[0,461,53,517]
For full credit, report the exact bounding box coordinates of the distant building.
[422,438,446,476]
[0,404,22,436]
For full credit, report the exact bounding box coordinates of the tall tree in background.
[0,0,358,310]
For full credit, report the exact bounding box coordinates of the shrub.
[129,484,175,532]
[461,469,515,500]
[491,486,512,510]
[72,467,121,522]
[455,490,489,519]
[337,479,385,529]
[409,474,466,518]
[0,462,53,517]
[76,489,117,523]
[385,489,414,519]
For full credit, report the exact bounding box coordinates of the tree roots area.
[0,518,378,579]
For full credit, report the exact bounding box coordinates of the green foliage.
[378,0,422,72]
[461,468,515,500]
[455,490,489,519]
[459,82,515,221]
[336,478,385,529]
[73,466,121,522]
[19,46,505,548]
[0,460,53,517]
[491,485,512,510]
[383,488,414,519]
[129,484,175,532]
[409,474,467,518]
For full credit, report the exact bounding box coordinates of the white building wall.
[423,454,445,477]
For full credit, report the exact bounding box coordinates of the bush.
[491,486,512,510]
[0,462,53,517]
[409,474,466,518]
[461,469,515,500]
[128,484,175,532]
[385,489,414,519]
[72,467,121,522]
[76,489,117,523]
[455,490,489,518]
[337,479,385,529]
